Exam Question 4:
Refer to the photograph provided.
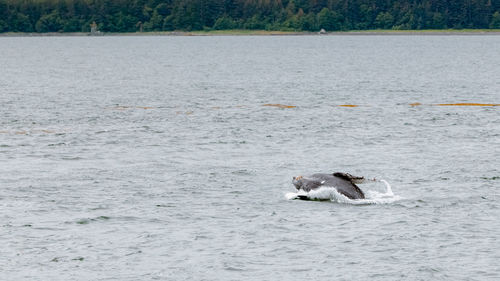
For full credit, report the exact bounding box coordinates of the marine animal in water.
[292,172,375,200]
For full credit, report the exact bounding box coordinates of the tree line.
[1,0,500,33]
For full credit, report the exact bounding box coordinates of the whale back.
[303,173,365,199]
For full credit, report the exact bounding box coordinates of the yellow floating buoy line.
[410,103,500,107]
[261,103,499,108]
[262,104,360,108]
[262,103,297,109]
[337,103,499,108]
[435,103,500,106]
[100,103,499,115]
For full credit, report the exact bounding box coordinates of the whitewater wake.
[285,179,401,205]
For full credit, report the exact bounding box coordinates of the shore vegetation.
[1,0,500,33]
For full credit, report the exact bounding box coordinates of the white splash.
[285,179,402,205]
[380,179,393,196]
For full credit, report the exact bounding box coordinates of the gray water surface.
[1,35,499,280]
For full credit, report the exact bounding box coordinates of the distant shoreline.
[2,29,500,37]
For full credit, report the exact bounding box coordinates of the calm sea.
[1,35,499,280]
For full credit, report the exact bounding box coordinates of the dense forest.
[1,0,500,33]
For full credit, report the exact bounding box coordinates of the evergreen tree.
[375,12,394,29]
[318,7,341,30]
[143,10,163,31]
[491,11,500,28]
[35,11,63,32]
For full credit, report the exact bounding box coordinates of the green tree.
[0,19,6,32]
[356,4,375,29]
[244,15,265,29]
[286,0,296,16]
[35,12,63,32]
[317,7,341,31]
[156,3,172,17]
[213,16,236,30]
[170,0,202,30]
[143,10,163,31]
[63,18,84,32]
[10,13,33,32]
[105,12,138,32]
[283,14,301,30]
[162,15,173,31]
[431,12,446,29]
[490,11,500,28]
[375,12,394,29]
[300,12,317,31]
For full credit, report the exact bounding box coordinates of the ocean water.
[1,35,499,280]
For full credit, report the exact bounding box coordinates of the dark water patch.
[481,176,500,180]
[223,266,244,272]
[290,267,312,272]
[88,205,110,211]
[75,216,111,225]
[31,226,66,231]
[61,156,84,160]
[155,204,176,208]
[125,250,142,256]
[230,169,255,176]
[48,142,66,146]
[228,190,244,194]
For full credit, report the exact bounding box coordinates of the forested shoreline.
[1,0,500,33]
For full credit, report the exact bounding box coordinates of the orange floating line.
[111,106,130,110]
[435,103,500,106]
[262,104,296,109]
[410,102,422,106]
[338,104,358,107]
